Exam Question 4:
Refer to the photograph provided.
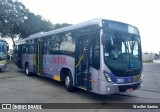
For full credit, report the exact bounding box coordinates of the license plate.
[126,88,133,92]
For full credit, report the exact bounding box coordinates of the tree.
[0,0,29,45]
[16,12,53,39]
[0,0,71,46]
[53,23,72,30]
[0,0,53,46]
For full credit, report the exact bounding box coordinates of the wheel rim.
[65,76,70,87]
[26,66,29,75]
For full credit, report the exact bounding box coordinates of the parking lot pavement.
[141,63,160,92]
[0,63,160,112]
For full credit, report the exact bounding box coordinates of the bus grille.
[118,83,140,92]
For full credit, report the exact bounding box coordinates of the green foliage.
[0,0,72,46]
[143,60,153,63]
[0,0,53,45]
[17,12,53,38]
[53,23,72,30]
[0,0,28,37]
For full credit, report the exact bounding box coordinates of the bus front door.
[75,34,91,90]
[35,40,43,75]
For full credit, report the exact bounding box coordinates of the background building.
[142,52,159,61]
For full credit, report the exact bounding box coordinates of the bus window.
[28,45,34,54]
[43,42,47,54]
[47,34,61,54]
[60,32,75,54]
[22,45,27,54]
[91,32,100,70]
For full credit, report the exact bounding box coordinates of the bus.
[13,18,143,95]
[0,38,8,71]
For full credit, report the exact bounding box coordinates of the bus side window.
[26,46,28,54]
[22,45,26,54]
[92,33,100,70]
[28,45,34,54]
[43,42,47,54]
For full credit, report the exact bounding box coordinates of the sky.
[10,0,159,53]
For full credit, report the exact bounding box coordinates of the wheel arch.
[60,67,74,83]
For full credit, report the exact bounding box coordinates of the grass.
[7,60,14,64]
[143,60,153,63]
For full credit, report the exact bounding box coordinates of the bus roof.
[15,18,103,44]
[15,18,139,45]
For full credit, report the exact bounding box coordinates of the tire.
[64,71,75,92]
[25,64,31,76]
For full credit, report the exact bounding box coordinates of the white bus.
[0,38,8,71]
[13,18,143,95]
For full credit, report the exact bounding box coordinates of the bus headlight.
[103,71,114,84]
[140,73,143,80]
[0,60,6,64]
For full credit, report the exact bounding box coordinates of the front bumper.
[98,80,142,95]
[0,62,7,70]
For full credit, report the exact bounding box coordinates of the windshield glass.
[103,32,142,71]
[0,42,7,52]
[0,42,7,59]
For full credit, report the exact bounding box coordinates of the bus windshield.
[0,42,7,52]
[103,31,142,73]
[0,42,7,58]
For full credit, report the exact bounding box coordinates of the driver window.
[91,32,100,70]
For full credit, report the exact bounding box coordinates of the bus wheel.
[64,71,75,92]
[25,64,31,76]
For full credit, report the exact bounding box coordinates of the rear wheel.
[25,64,31,76]
[64,71,75,92]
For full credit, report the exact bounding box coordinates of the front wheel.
[25,64,31,76]
[64,71,75,92]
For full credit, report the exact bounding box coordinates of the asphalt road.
[0,63,160,112]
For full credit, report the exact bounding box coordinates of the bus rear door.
[35,39,43,75]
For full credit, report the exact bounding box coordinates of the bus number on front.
[117,79,124,83]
